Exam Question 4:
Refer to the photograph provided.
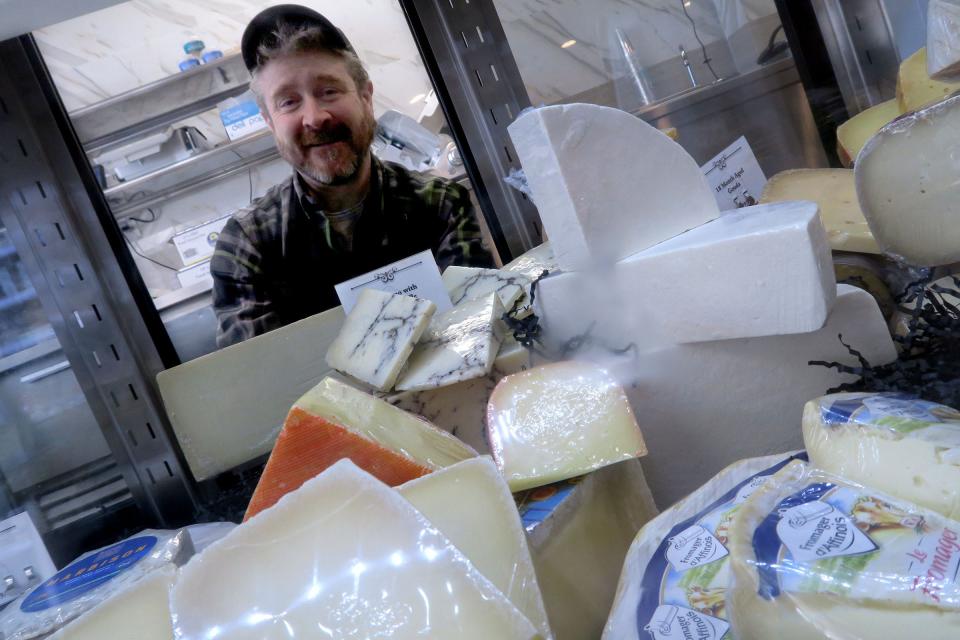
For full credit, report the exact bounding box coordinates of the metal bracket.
[399,0,542,262]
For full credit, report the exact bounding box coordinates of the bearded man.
[211,5,493,347]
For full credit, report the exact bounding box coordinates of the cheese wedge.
[244,376,476,520]
[442,265,530,310]
[728,460,960,640]
[508,103,718,270]
[398,457,553,639]
[487,361,647,491]
[897,47,960,112]
[760,168,879,254]
[325,288,435,390]
[395,294,505,392]
[173,460,542,640]
[49,566,176,640]
[928,1,960,79]
[803,393,960,520]
[856,91,960,266]
[835,99,900,167]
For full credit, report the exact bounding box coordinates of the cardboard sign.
[701,136,767,210]
[335,249,453,314]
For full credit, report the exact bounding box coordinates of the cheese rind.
[395,294,505,391]
[388,339,532,453]
[325,289,435,390]
[835,99,900,168]
[398,457,552,639]
[173,460,542,640]
[728,460,960,640]
[244,377,476,520]
[856,92,960,266]
[487,361,647,492]
[928,1,960,79]
[441,266,530,310]
[760,168,879,253]
[803,392,960,520]
[535,285,897,505]
[617,199,836,342]
[897,47,960,112]
[49,566,176,640]
[508,103,719,270]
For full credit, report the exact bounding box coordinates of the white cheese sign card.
[701,136,767,210]
[335,249,453,314]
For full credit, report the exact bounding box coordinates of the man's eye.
[277,97,298,110]
[319,88,343,100]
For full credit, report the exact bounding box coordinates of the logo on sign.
[666,525,728,572]
[644,604,729,640]
[777,501,877,563]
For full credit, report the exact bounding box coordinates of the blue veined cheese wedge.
[804,393,960,520]
[728,460,960,639]
[172,460,543,640]
[603,453,801,640]
[395,294,505,392]
[325,288,435,391]
[441,265,530,311]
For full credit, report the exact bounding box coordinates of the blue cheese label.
[644,604,730,640]
[667,525,728,572]
[753,479,960,607]
[820,393,960,450]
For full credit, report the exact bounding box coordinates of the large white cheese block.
[158,306,345,480]
[857,92,960,266]
[760,168,880,253]
[395,294,505,391]
[929,1,960,79]
[441,265,530,310]
[507,103,719,270]
[398,457,552,639]
[48,566,175,640]
[603,453,799,640]
[171,460,541,639]
[325,288,435,390]
[803,393,960,520]
[618,199,835,342]
[535,284,897,505]
[728,460,960,639]
[388,339,533,453]
[487,361,648,491]
[520,459,659,640]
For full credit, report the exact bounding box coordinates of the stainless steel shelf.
[103,130,280,216]
[71,53,251,153]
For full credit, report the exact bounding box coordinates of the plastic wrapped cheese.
[928,1,960,79]
[603,453,800,640]
[728,460,960,639]
[803,393,960,520]
[487,361,648,491]
[856,92,960,266]
[172,459,541,640]
[1,530,191,640]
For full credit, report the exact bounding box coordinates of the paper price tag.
[335,249,453,314]
[172,215,231,266]
[701,136,767,211]
[220,100,268,141]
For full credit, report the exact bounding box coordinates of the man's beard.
[282,113,376,187]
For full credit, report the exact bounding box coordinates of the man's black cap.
[241,5,355,72]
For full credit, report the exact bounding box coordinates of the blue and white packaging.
[218,90,267,141]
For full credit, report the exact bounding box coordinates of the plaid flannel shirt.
[210,157,494,347]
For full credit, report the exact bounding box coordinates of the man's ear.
[360,80,374,108]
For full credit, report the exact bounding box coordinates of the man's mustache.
[300,124,353,147]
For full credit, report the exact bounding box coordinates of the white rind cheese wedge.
[395,294,505,391]
[856,92,960,266]
[172,460,542,640]
[760,168,879,253]
[158,305,345,480]
[442,265,530,310]
[502,242,558,279]
[49,566,176,640]
[508,103,719,270]
[487,361,647,492]
[803,393,960,520]
[835,100,901,168]
[535,285,896,505]
[929,1,960,79]
[616,200,835,343]
[389,339,531,453]
[325,289,435,390]
[897,47,960,112]
[728,460,960,640]
[398,457,553,639]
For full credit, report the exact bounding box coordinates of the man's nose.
[301,97,333,129]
